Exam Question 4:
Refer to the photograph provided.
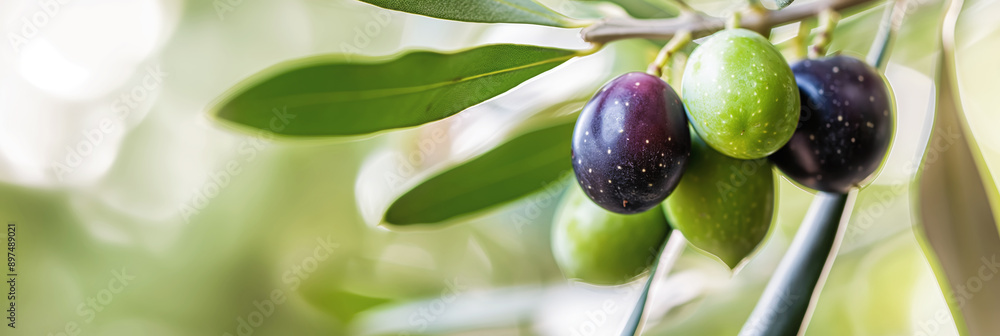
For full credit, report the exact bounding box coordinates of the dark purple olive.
[572,72,691,214]
[770,56,894,193]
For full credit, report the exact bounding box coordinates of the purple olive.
[572,72,691,214]
[770,56,894,193]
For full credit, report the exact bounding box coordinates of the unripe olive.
[663,133,775,269]
[682,29,800,160]
[552,186,670,285]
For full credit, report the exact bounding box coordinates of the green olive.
[663,134,775,269]
[681,28,800,159]
[552,186,670,285]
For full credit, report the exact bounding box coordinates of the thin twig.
[793,19,813,59]
[728,11,743,30]
[808,8,840,58]
[581,0,883,44]
[867,0,908,71]
[619,232,688,336]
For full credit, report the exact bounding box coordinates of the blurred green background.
[1,0,999,335]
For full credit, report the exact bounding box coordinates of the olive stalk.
[737,1,906,335]
[620,231,688,336]
[646,30,692,79]
[793,19,813,59]
[581,0,884,44]
[808,8,840,58]
[727,11,743,30]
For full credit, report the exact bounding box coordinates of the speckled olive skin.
[552,186,670,285]
[682,29,800,160]
[572,72,690,214]
[770,56,893,193]
[663,134,774,269]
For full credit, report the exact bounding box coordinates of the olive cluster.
[554,29,894,284]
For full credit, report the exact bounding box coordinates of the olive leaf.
[358,0,586,27]
[354,39,657,228]
[210,44,580,137]
[914,0,1000,333]
[384,121,575,225]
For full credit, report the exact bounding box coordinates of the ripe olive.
[682,29,800,160]
[552,186,670,285]
[572,72,690,214]
[769,56,893,193]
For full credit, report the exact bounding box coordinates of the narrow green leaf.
[384,121,574,225]
[914,1,1000,334]
[358,0,585,27]
[210,44,580,137]
[619,232,686,336]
